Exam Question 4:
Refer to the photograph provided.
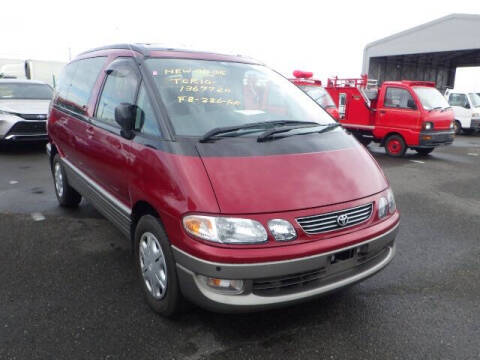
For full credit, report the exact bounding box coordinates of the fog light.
[198,275,245,294]
[422,135,432,140]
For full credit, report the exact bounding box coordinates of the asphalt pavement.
[0,136,479,360]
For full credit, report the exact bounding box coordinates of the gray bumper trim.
[173,223,398,312]
[172,223,398,280]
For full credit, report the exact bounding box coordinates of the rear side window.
[384,87,414,109]
[95,58,139,126]
[448,93,468,107]
[56,57,106,115]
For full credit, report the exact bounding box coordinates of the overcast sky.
[2,0,480,86]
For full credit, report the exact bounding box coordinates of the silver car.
[0,79,53,142]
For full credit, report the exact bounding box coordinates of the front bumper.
[417,130,455,148]
[0,119,47,142]
[470,118,480,130]
[173,223,398,312]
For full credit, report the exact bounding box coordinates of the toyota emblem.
[337,214,349,227]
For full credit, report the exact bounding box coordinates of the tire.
[453,120,462,135]
[384,135,406,157]
[414,147,434,155]
[52,154,82,207]
[134,215,184,317]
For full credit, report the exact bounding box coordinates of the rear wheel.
[453,120,462,135]
[414,147,434,155]
[385,135,406,157]
[52,154,82,207]
[134,215,184,317]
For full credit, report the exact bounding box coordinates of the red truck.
[325,75,455,157]
[290,70,339,120]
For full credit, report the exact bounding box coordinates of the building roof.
[362,14,480,73]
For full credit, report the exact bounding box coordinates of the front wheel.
[453,120,462,135]
[385,135,406,157]
[134,215,184,317]
[414,147,434,155]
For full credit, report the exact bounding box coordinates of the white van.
[445,89,480,135]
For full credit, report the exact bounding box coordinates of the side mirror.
[115,103,138,139]
[407,99,417,110]
[464,102,471,109]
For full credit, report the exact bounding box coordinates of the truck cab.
[326,76,455,157]
[444,89,480,135]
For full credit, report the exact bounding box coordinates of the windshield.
[468,93,480,107]
[299,85,336,108]
[0,83,53,100]
[145,59,334,136]
[413,86,449,110]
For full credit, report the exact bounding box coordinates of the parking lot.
[0,135,479,360]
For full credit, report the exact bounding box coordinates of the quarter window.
[384,87,414,109]
[95,59,140,126]
[135,83,161,136]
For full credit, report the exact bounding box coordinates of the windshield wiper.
[441,106,452,112]
[199,121,320,143]
[257,123,340,142]
[428,106,443,112]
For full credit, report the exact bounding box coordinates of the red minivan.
[47,44,399,315]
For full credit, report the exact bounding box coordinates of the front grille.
[471,119,480,129]
[17,113,47,120]
[8,121,46,135]
[296,203,373,234]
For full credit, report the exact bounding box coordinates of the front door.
[378,86,420,133]
[88,57,141,208]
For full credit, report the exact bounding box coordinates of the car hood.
[0,99,51,114]
[196,130,388,214]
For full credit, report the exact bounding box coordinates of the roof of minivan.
[78,43,262,64]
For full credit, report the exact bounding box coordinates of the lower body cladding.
[173,224,398,312]
[417,130,455,148]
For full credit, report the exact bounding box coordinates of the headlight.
[387,189,396,214]
[423,122,433,130]
[378,189,397,219]
[473,112,480,117]
[378,197,388,218]
[183,215,268,244]
[267,219,297,241]
[450,122,454,129]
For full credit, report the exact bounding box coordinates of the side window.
[55,61,78,107]
[66,57,106,114]
[95,59,139,126]
[384,87,415,109]
[448,93,468,107]
[135,83,161,136]
[56,57,106,115]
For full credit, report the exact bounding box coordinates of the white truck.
[0,59,65,88]
[445,89,480,135]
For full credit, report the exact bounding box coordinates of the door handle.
[379,110,386,115]
[86,125,94,136]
